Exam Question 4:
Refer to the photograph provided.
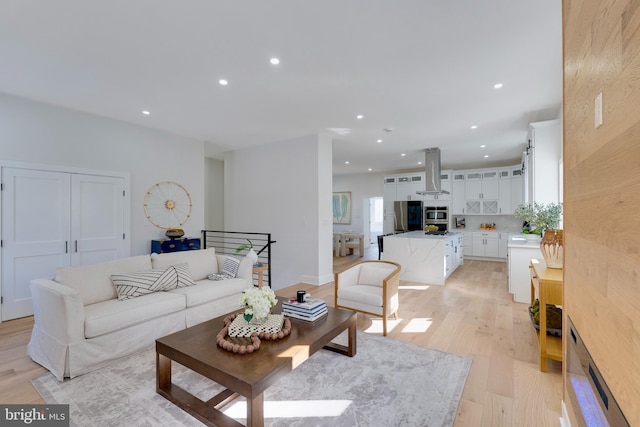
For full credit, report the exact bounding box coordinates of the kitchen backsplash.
[453,215,522,232]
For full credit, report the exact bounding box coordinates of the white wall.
[0,93,205,255]
[205,157,224,230]
[332,172,386,243]
[224,134,333,290]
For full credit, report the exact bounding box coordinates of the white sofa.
[27,248,254,381]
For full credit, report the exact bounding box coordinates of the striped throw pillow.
[111,263,195,300]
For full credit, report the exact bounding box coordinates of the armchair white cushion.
[334,260,401,336]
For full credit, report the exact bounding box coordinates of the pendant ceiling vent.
[416,147,449,195]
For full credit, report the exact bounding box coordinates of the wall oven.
[425,206,448,222]
[425,206,449,231]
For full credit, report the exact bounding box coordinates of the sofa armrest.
[236,258,254,287]
[215,255,254,288]
[30,278,86,344]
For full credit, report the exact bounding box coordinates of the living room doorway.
[369,197,383,244]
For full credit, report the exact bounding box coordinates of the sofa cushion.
[338,285,383,307]
[168,277,248,308]
[151,248,217,280]
[83,291,185,338]
[111,263,195,300]
[54,255,152,305]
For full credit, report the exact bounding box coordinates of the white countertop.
[388,230,462,240]
[508,233,542,248]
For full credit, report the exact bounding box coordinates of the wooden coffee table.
[156,298,357,427]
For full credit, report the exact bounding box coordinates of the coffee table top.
[156,297,356,398]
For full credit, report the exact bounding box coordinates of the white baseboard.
[559,401,572,427]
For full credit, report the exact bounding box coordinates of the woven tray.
[228,314,284,338]
[528,306,562,337]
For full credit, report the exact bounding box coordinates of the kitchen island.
[383,231,463,286]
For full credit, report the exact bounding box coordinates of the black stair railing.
[201,230,275,288]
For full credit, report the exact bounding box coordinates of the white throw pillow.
[151,248,217,280]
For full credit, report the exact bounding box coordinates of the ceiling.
[0,1,562,175]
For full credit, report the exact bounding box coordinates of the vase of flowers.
[240,287,277,324]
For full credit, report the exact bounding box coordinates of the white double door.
[1,166,128,321]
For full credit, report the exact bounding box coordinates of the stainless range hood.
[416,147,450,195]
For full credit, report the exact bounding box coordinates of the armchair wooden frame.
[334,260,402,336]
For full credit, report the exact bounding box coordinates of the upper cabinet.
[395,173,425,201]
[526,120,561,206]
[384,164,524,215]
[451,172,466,214]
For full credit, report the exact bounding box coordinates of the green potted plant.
[515,202,563,237]
[236,239,258,264]
[515,202,564,268]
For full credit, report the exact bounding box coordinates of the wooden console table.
[529,258,563,371]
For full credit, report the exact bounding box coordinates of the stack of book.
[282,298,328,321]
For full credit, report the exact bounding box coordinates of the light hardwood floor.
[0,246,562,426]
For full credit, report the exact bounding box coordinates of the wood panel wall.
[563,0,640,424]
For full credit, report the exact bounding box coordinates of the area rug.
[32,332,471,427]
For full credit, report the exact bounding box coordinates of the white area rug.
[32,333,471,427]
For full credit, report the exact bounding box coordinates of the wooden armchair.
[334,260,401,336]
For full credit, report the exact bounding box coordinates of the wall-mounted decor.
[144,181,192,229]
[333,191,351,224]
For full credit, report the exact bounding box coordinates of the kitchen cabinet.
[462,232,473,257]
[498,169,511,214]
[465,170,499,214]
[392,174,425,201]
[445,239,454,277]
[530,258,563,371]
[454,234,464,268]
[499,232,509,259]
[383,177,397,234]
[508,238,542,303]
[465,170,499,200]
[526,120,561,206]
[472,231,500,258]
[510,167,524,213]
[451,172,465,214]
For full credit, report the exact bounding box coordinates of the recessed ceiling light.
[383,128,393,132]
[418,161,423,165]
[493,83,503,89]
[368,168,373,171]
[219,79,228,86]
[484,155,490,158]
[470,125,478,129]
[270,58,280,65]
[356,114,364,119]
[401,153,406,157]
[480,144,486,148]
[345,161,350,164]
[141,110,150,115]
[377,139,382,143]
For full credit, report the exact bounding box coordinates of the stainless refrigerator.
[393,201,423,232]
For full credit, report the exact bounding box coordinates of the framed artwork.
[333,192,351,224]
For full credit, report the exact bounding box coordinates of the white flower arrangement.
[240,287,277,320]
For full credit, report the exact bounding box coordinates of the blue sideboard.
[151,238,201,254]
